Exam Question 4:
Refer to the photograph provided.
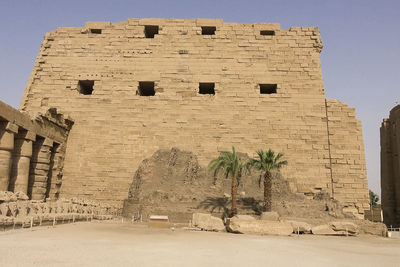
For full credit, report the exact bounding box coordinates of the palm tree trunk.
[231,175,238,216]
[263,171,272,212]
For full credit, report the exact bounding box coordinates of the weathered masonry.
[0,101,73,200]
[17,18,369,214]
[381,105,400,227]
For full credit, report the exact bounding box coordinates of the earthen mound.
[123,148,349,223]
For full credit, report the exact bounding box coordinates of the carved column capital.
[5,122,18,134]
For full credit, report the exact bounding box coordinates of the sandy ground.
[0,221,399,267]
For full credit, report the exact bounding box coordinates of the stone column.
[9,130,36,194]
[29,138,54,201]
[381,119,395,226]
[46,143,63,200]
[0,122,18,191]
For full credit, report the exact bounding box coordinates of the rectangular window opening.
[90,29,102,34]
[201,26,216,35]
[144,25,159,38]
[78,80,94,95]
[199,83,215,95]
[138,82,155,96]
[259,84,277,94]
[260,30,275,36]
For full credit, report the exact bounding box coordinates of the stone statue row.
[0,191,120,229]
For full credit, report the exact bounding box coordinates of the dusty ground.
[0,221,399,267]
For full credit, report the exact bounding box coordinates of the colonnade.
[0,121,61,200]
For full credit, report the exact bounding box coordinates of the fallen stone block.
[311,224,353,236]
[192,213,225,231]
[329,221,358,235]
[311,224,337,235]
[358,221,387,236]
[260,211,279,221]
[227,218,293,236]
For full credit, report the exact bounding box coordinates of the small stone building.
[0,18,369,215]
[381,105,400,227]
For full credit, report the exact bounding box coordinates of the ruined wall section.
[0,101,73,200]
[18,19,365,209]
[381,105,400,227]
[326,99,369,214]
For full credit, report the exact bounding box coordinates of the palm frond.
[208,146,246,182]
[247,149,288,172]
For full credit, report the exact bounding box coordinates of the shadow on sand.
[197,197,263,215]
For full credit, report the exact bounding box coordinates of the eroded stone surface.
[227,218,293,236]
[192,213,225,232]
[312,222,359,236]
[11,19,368,214]
[330,221,358,235]
[311,224,337,235]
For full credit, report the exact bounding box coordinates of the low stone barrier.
[0,191,118,230]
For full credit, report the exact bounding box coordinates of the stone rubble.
[190,212,387,237]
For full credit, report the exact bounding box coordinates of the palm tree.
[247,149,287,212]
[369,190,379,208]
[208,147,245,216]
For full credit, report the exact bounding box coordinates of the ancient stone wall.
[0,101,72,200]
[381,105,400,227]
[18,18,368,213]
[326,99,369,213]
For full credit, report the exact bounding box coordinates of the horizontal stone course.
[18,18,368,213]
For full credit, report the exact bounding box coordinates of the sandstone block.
[195,19,223,27]
[311,224,337,235]
[329,221,358,235]
[227,218,293,236]
[192,213,225,232]
[85,22,111,29]
[312,223,357,236]
[358,221,387,237]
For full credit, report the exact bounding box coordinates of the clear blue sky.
[1,0,399,195]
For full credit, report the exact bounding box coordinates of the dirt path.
[0,221,399,267]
